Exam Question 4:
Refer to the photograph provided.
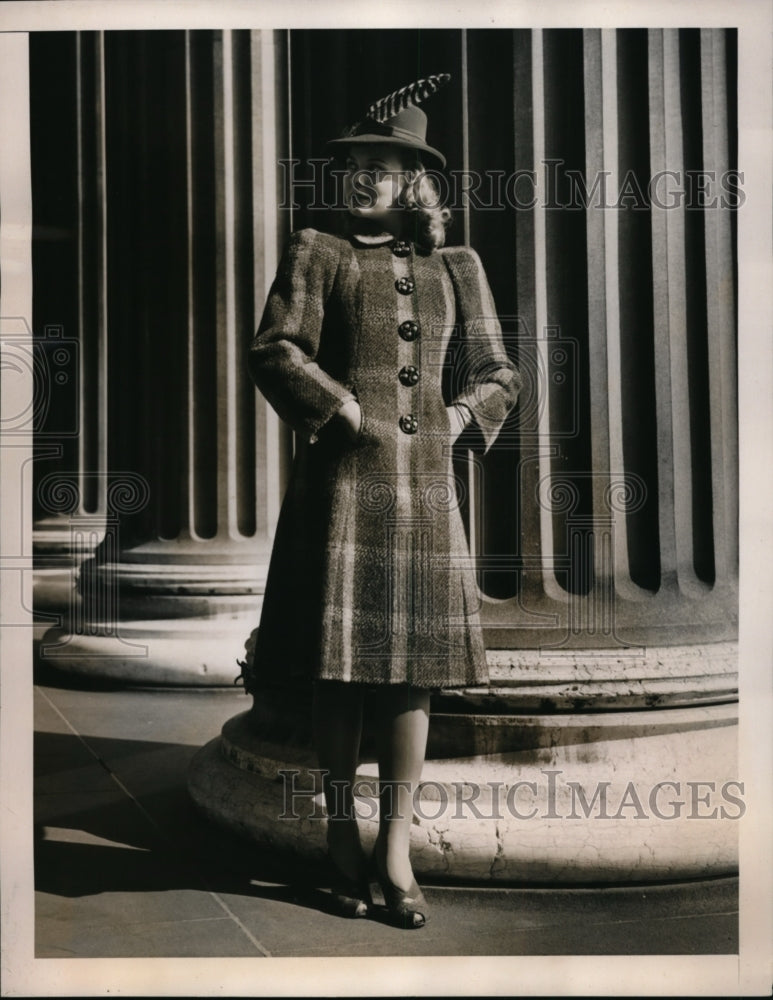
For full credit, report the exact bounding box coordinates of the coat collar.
[343,214,406,248]
[350,233,397,247]
[338,214,431,254]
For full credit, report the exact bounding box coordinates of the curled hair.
[331,146,452,252]
[396,157,453,251]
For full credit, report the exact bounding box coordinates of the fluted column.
[461,28,738,647]
[189,27,740,882]
[39,29,288,684]
[31,33,108,638]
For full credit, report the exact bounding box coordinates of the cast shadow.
[33,728,352,921]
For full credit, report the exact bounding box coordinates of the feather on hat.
[326,73,451,170]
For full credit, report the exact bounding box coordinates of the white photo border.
[1,1,771,996]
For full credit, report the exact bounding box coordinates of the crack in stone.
[424,824,454,872]
[489,821,505,878]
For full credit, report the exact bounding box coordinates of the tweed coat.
[248,222,521,690]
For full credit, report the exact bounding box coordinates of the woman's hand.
[336,398,363,442]
[447,404,469,445]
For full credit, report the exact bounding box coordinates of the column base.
[187,691,739,884]
[37,609,259,686]
[33,515,105,642]
[34,536,270,686]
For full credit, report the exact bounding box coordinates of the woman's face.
[342,144,409,219]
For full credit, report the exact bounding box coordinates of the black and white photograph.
[0,0,771,996]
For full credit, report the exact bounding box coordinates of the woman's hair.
[332,146,452,251]
[396,151,453,251]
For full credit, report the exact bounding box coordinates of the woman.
[248,74,521,928]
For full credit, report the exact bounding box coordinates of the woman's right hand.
[336,398,362,442]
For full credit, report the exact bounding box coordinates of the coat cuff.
[307,391,358,445]
[450,366,521,455]
[453,402,474,428]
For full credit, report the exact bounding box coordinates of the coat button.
[399,414,419,434]
[395,277,415,295]
[398,365,420,387]
[391,240,411,257]
[398,320,419,341]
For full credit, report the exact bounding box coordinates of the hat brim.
[325,135,446,171]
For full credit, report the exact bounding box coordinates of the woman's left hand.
[336,398,363,442]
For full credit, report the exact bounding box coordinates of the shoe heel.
[369,847,428,929]
[327,857,372,919]
[367,855,386,908]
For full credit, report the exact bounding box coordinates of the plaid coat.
[248,224,521,689]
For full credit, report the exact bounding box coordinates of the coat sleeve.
[248,228,356,444]
[443,245,522,455]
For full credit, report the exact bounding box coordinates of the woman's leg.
[374,684,431,891]
[312,679,366,880]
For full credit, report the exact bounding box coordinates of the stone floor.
[33,678,739,960]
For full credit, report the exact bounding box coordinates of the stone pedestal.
[188,644,738,883]
[40,535,270,685]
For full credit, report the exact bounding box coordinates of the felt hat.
[325,73,450,171]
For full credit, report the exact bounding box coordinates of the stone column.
[188,27,740,882]
[39,29,288,684]
[31,33,108,640]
